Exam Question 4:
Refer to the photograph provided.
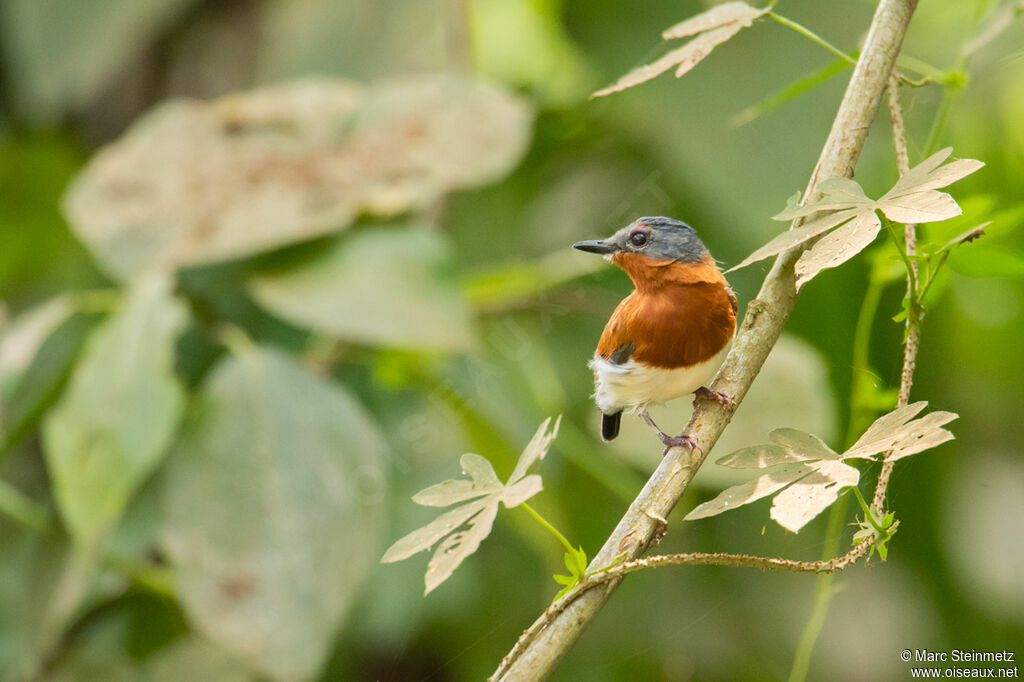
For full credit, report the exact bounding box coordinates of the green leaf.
[42,273,187,549]
[160,345,388,681]
[250,226,477,352]
[63,76,533,279]
[1,302,100,458]
[948,244,1024,278]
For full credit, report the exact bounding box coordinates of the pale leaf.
[673,22,751,79]
[795,210,882,289]
[459,452,503,489]
[716,443,803,469]
[509,415,560,484]
[891,158,985,195]
[592,42,707,97]
[412,479,492,507]
[773,178,872,220]
[885,411,958,461]
[769,428,839,460]
[501,474,543,508]
[593,4,764,98]
[662,1,766,39]
[684,463,811,520]
[380,498,491,563]
[727,208,858,272]
[888,147,954,196]
[842,402,928,459]
[877,190,962,224]
[425,504,499,594]
[769,459,860,532]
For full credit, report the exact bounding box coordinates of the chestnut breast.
[596,252,737,369]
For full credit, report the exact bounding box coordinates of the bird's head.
[574,216,711,264]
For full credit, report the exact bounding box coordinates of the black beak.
[573,239,618,255]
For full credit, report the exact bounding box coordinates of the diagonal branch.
[491,1,920,678]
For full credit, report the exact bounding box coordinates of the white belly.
[589,343,730,414]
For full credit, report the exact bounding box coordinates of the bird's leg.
[639,408,698,456]
[693,386,735,408]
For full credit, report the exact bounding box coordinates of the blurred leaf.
[0,296,74,396]
[1,309,102,458]
[592,2,768,97]
[470,0,591,106]
[63,76,533,279]
[160,345,388,681]
[732,148,983,287]
[250,225,476,351]
[948,244,1024,277]
[382,416,559,595]
[462,249,604,312]
[0,0,197,120]
[42,273,186,549]
[687,403,957,532]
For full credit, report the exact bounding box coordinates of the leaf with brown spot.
[63,76,533,279]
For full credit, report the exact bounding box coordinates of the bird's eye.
[629,231,648,247]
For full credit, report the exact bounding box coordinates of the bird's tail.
[601,411,622,441]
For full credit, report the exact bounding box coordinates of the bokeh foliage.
[0,1,1022,680]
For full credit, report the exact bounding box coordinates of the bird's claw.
[658,433,700,457]
[693,386,735,408]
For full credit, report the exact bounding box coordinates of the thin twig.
[873,74,920,512]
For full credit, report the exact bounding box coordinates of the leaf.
[42,273,186,549]
[381,416,560,595]
[63,75,533,279]
[843,401,957,460]
[250,225,477,351]
[769,459,860,532]
[592,2,768,97]
[160,345,388,681]
[662,1,768,39]
[733,148,983,277]
[1,307,100,457]
[727,209,858,272]
[684,463,811,521]
[688,403,957,531]
[949,244,1024,278]
[794,210,883,289]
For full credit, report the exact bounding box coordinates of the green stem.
[788,493,848,682]
[918,251,950,302]
[850,485,887,533]
[846,260,887,444]
[0,479,50,532]
[922,86,955,155]
[767,12,858,65]
[520,502,577,556]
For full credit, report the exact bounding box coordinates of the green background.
[0,0,1021,680]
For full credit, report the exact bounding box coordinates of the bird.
[573,216,737,452]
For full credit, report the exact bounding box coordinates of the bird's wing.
[608,340,636,365]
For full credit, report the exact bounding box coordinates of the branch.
[872,73,920,512]
[491,1,919,678]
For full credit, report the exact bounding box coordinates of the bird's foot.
[639,408,700,456]
[693,386,735,408]
[657,433,700,457]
